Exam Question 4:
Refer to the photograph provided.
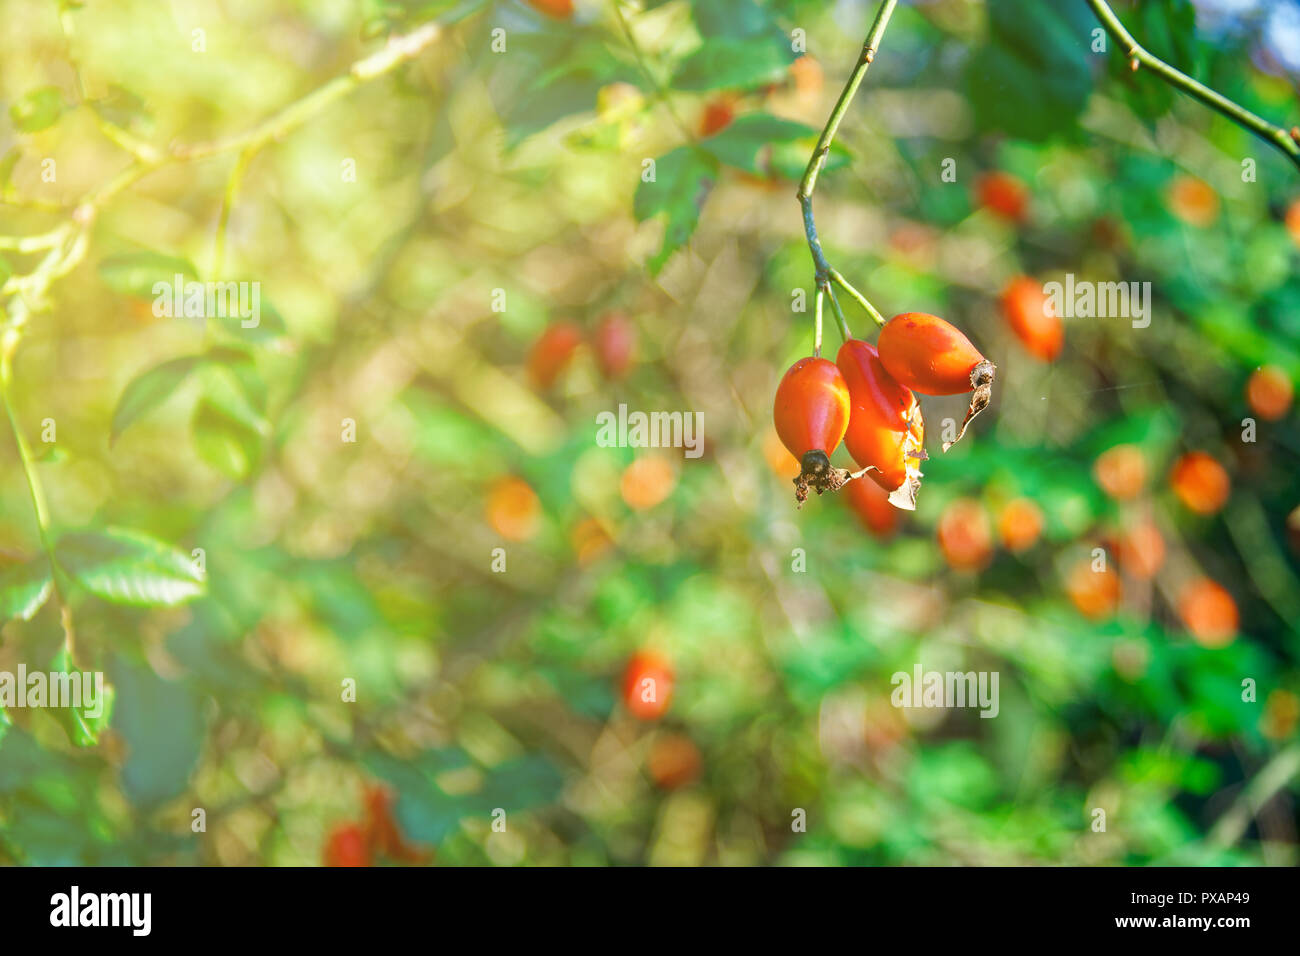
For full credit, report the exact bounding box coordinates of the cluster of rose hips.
[322,783,431,867]
[773,311,994,509]
[528,312,637,390]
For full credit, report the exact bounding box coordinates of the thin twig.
[1087,0,1300,171]
[796,0,896,337]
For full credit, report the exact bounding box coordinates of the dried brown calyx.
[793,449,851,506]
[942,360,996,453]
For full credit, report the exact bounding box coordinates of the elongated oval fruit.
[836,339,925,510]
[1001,276,1062,362]
[773,356,852,504]
[877,312,995,451]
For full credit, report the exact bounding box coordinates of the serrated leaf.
[671,37,793,92]
[110,355,203,442]
[98,251,198,299]
[192,401,262,480]
[57,528,205,607]
[0,558,53,622]
[10,87,66,133]
[634,146,717,274]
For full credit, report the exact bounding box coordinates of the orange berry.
[1114,519,1165,580]
[698,96,736,137]
[1177,577,1238,647]
[1000,276,1063,362]
[844,474,899,538]
[527,321,583,390]
[622,650,674,721]
[1286,199,1300,247]
[1170,451,1230,515]
[1246,365,1293,420]
[647,733,702,789]
[975,171,1028,222]
[877,312,991,397]
[1093,444,1147,500]
[837,339,925,499]
[620,455,675,510]
[789,56,823,96]
[937,498,993,571]
[997,497,1043,552]
[1167,175,1218,227]
[487,476,541,541]
[1066,561,1121,620]
[526,0,574,19]
[323,823,371,867]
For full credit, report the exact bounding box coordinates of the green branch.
[1087,0,1300,171]
[796,0,896,338]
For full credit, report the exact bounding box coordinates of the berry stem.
[822,279,852,343]
[830,268,885,327]
[813,285,825,357]
[795,0,895,341]
[1087,0,1300,171]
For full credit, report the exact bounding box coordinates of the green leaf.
[212,299,289,346]
[699,113,815,174]
[966,0,1092,141]
[10,87,66,133]
[691,0,775,39]
[57,527,205,607]
[0,147,19,188]
[634,146,718,274]
[199,361,269,435]
[47,649,114,748]
[0,557,53,623]
[0,254,12,287]
[98,251,198,299]
[192,401,262,480]
[110,355,202,442]
[672,37,792,92]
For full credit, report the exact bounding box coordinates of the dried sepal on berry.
[942,359,996,452]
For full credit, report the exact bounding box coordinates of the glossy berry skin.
[836,339,924,495]
[773,357,851,461]
[877,312,989,396]
[1001,276,1062,362]
[323,823,371,867]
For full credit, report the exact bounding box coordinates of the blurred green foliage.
[0,0,1298,866]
